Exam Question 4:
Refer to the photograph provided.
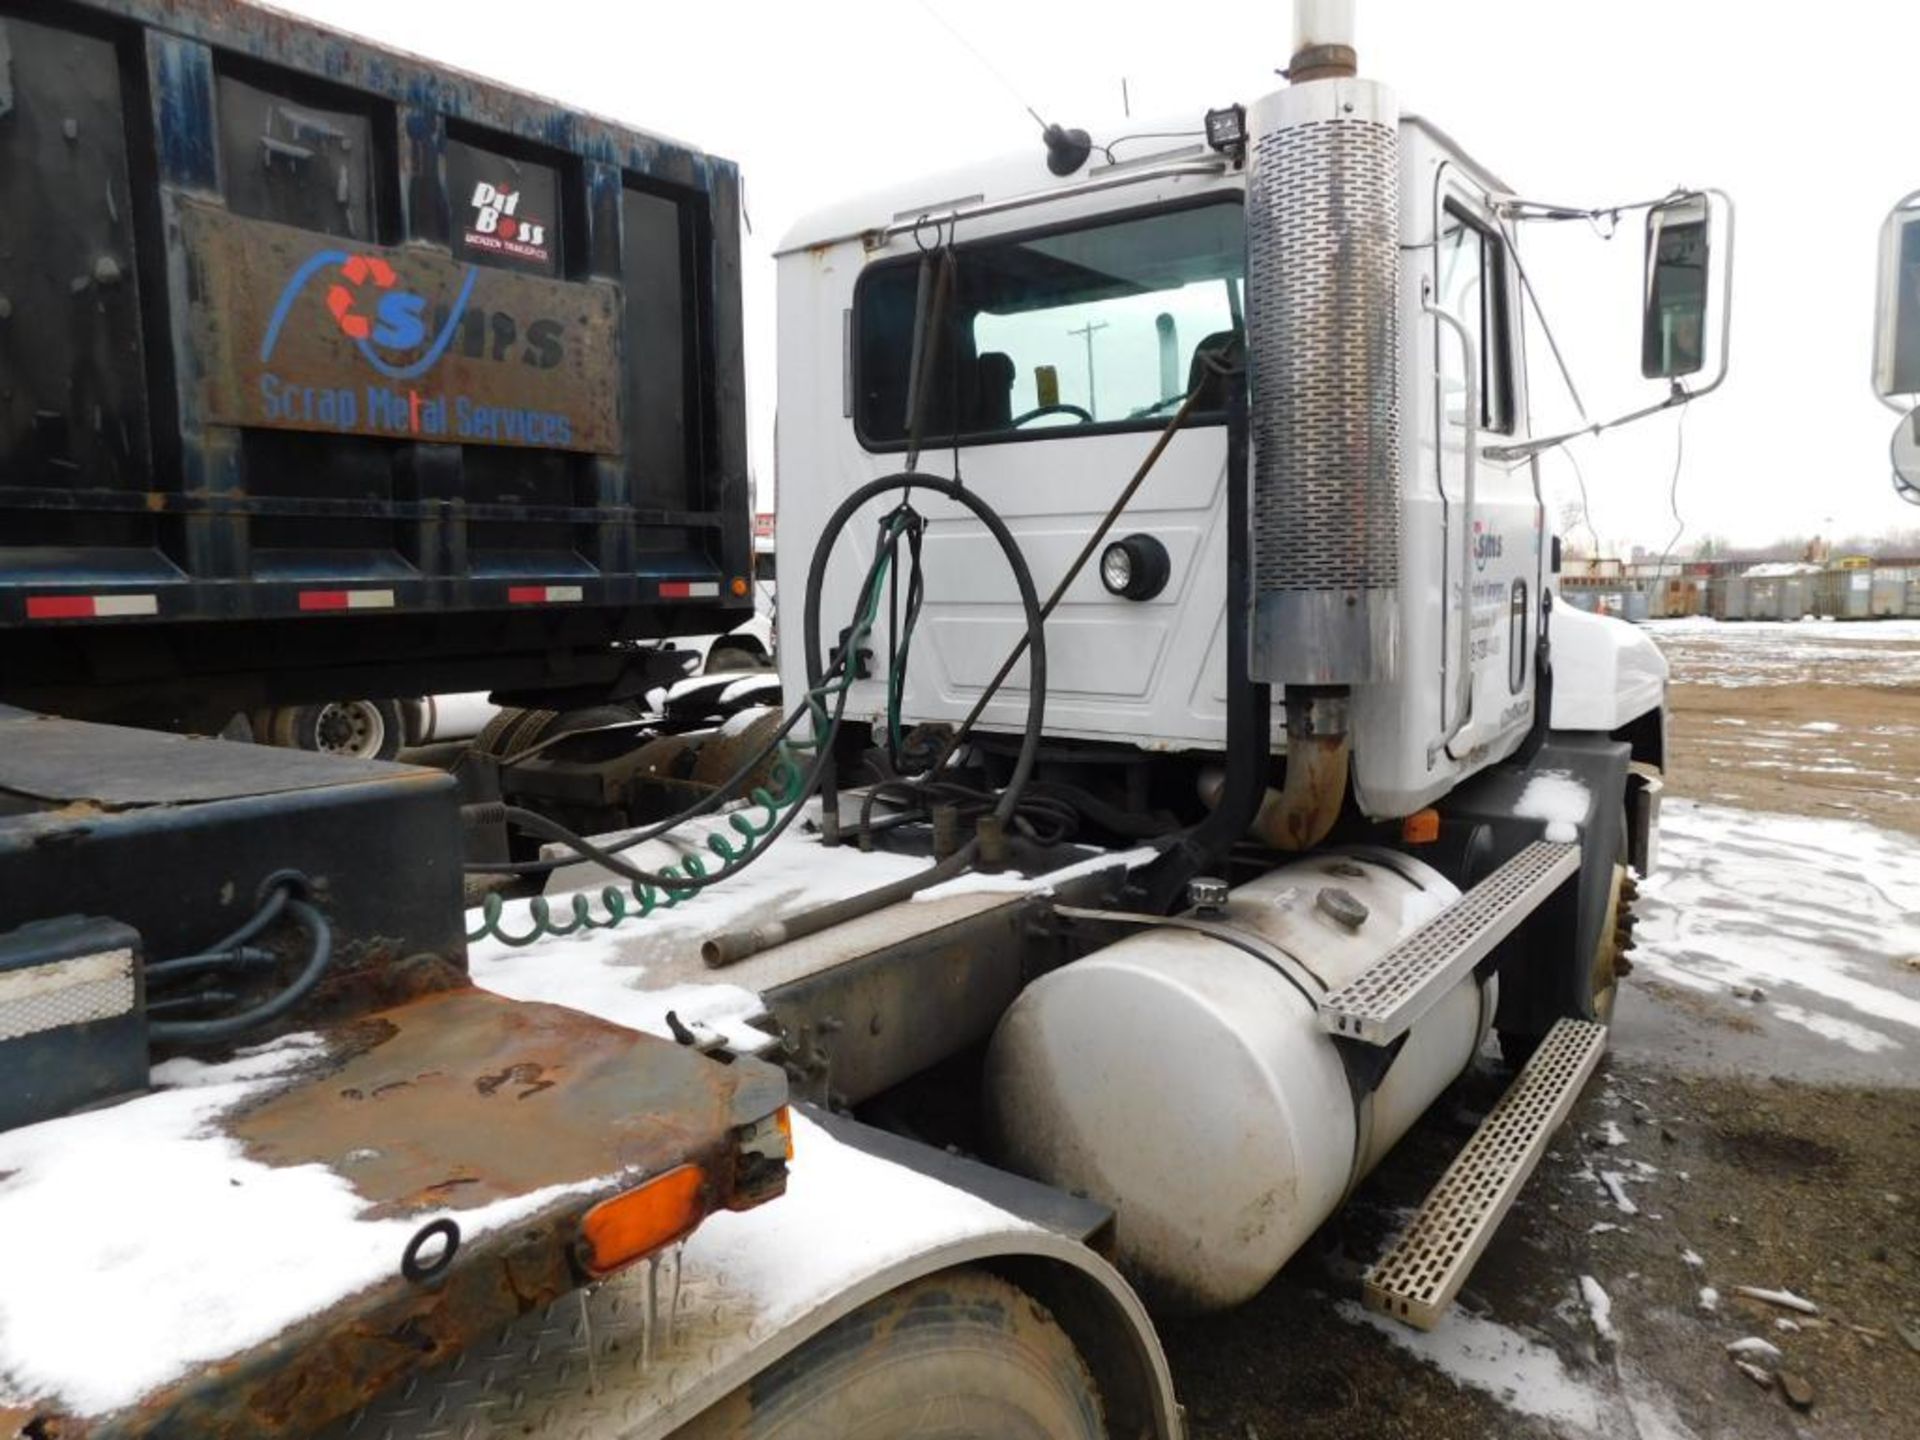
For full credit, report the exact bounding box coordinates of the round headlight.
[1099,534,1171,601]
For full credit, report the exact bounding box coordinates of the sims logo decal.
[1472,520,1504,572]
[465,182,551,263]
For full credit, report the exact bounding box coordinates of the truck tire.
[676,1269,1106,1440]
[267,699,403,761]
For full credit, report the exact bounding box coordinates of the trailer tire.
[675,1268,1106,1440]
[267,699,402,761]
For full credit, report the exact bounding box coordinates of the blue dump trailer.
[0,0,750,727]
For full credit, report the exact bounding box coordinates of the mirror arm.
[1486,187,1734,463]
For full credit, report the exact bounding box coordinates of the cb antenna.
[915,0,1092,176]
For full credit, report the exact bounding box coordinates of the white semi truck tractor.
[0,2,1730,1436]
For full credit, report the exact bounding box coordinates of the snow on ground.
[1647,617,1920,642]
[0,1034,611,1418]
[1633,799,1920,1054]
[1642,617,1920,687]
[1338,1300,1696,1439]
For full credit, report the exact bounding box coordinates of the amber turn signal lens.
[1401,808,1441,844]
[580,1165,707,1276]
[730,575,750,597]
[774,1105,794,1159]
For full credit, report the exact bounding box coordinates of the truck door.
[1426,177,1539,759]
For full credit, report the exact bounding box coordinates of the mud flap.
[1433,734,1632,1041]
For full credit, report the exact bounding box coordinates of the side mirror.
[1642,194,1711,380]
[1873,194,1920,401]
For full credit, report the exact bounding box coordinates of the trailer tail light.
[658,580,719,599]
[727,1105,794,1212]
[579,1164,708,1276]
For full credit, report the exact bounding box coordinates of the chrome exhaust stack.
[1245,3,1402,689]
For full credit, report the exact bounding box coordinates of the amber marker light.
[579,1164,708,1276]
[1402,808,1441,844]
[730,575,750,597]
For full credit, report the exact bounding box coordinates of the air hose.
[466,509,916,947]
[475,354,1221,952]
[703,472,1048,967]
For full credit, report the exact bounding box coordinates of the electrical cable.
[149,896,334,1046]
[1651,396,1693,582]
[466,512,910,910]
[1098,129,1205,165]
[1563,440,1600,555]
[461,517,910,885]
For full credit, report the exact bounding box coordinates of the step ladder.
[1317,840,1580,1046]
[1365,1016,1609,1329]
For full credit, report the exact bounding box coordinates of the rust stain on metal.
[181,203,621,454]
[7,987,786,1440]
[229,986,771,1215]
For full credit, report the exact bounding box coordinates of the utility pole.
[1067,319,1109,420]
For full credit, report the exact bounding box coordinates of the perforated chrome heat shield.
[1245,79,1402,685]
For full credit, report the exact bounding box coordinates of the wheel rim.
[313,700,385,758]
[1588,862,1634,1024]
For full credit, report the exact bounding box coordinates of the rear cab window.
[855,199,1245,450]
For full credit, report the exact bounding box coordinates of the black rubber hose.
[149,885,291,972]
[802,474,1048,835]
[149,898,334,1046]
[704,473,1048,967]
[462,524,901,879]
[1123,364,1271,913]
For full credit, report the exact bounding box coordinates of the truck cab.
[775,102,1680,829]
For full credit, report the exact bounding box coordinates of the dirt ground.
[1657,620,1920,838]
[1157,618,1920,1440]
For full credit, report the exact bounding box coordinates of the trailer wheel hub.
[315,700,386,758]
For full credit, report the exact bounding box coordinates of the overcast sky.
[273,0,1920,552]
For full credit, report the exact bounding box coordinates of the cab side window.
[1435,202,1516,435]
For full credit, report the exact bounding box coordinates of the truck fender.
[338,1108,1183,1440]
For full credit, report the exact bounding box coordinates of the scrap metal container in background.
[1716,575,1753,620]
[1821,568,1874,620]
[0,0,750,724]
[1780,575,1816,620]
[1870,568,1909,619]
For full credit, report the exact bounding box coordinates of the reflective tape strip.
[25,594,159,619]
[659,581,719,599]
[299,589,396,612]
[507,585,584,604]
[0,948,136,1043]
